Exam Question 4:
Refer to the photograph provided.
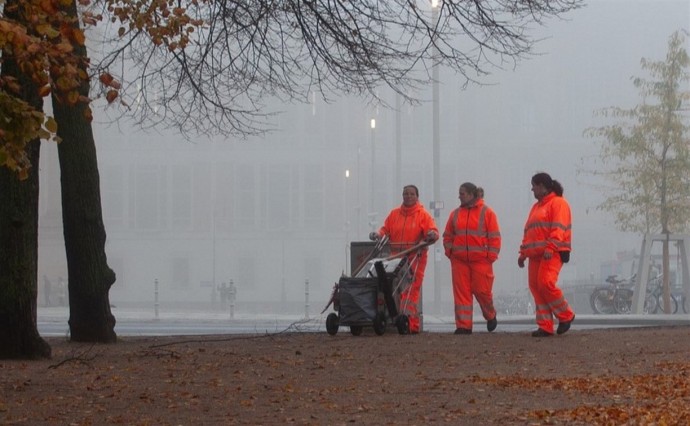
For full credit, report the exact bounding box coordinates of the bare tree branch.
[87,0,582,136]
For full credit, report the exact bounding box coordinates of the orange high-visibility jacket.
[443,199,501,263]
[520,192,572,259]
[377,202,438,254]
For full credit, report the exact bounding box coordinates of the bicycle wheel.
[613,289,633,314]
[644,293,658,314]
[591,289,615,314]
[655,294,678,314]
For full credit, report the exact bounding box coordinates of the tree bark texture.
[0,1,52,359]
[51,0,117,343]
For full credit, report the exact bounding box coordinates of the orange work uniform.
[443,199,501,330]
[520,192,575,334]
[376,201,438,333]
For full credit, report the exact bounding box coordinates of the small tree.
[584,30,690,312]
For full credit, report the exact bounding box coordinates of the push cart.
[322,237,430,336]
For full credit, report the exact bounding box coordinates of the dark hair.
[459,182,478,198]
[403,185,419,197]
[531,172,564,196]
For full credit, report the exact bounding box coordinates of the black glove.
[425,230,438,242]
[559,251,570,263]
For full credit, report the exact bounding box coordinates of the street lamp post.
[395,95,402,191]
[344,169,351,273]
[431,0,442,314]
[369,118,377,231]
[356,141,361,237]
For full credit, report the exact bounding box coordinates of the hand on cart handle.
[425,230,439,243]
[369,232,381,241]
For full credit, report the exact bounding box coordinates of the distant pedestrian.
[443,182,501,335]
[517,172,575,337]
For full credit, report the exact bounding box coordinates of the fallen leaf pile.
[475,360,690,424]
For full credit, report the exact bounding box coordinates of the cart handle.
[383,239,435,261]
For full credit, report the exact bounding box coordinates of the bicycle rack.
[632,234,690,314]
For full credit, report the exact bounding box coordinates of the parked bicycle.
[612,273,678,314]
[590,274,635,314]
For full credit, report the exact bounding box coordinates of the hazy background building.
[37,0,690,315]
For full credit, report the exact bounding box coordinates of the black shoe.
[454,328,472,335]
[557,315,575,335]
[531,328,553,337]
[487,317,497,332]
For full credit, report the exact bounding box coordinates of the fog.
[37,0,689,317]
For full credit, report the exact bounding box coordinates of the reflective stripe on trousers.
[400,251,427,333]
[527,256,574,333]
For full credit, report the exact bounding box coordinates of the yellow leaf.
[18,168,29,181]
[38,85,52,97]
[72,28,86,45]
[45,117,58,133]
[67,90,79,104]
[106,89,118,103]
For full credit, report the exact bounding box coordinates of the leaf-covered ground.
[1,326,689,425]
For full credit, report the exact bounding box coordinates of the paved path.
[37,306,690,336]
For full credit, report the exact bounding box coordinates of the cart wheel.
[326,313,339,335]
[350,325,363,336]
[373,313,386,336]
[396,315,409,335]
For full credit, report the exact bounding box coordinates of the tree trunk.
[0,1,52,359]
[51,0,117,343]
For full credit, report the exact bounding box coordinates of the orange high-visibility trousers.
[451,260,496,330]
[528,256,574,333]
[400,251,428,333]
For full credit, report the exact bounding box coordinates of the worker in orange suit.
[518,172,575,337]
[443,182,501,335]
[370,185,439,334]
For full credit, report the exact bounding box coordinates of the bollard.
[154,278,159,320]
[228,279,236,319]
[304,278,310,319]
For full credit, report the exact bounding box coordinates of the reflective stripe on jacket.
[378,202,438,254]
[442,199,501,263]
[520,192,572,258]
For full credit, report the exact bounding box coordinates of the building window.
[267,164,291,230]
[236,164,256,229]
[304,165,324,228]
[131,166,162,230]
[304,256,323,291]
[171,257,190,289]
[193,164,212,232]
[237,256,255,290]
[215,166,234,232]
[171,165,192,230]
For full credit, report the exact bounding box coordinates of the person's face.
[531,182,548,200]
[402,187,418,206]
[458,187,474,206]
